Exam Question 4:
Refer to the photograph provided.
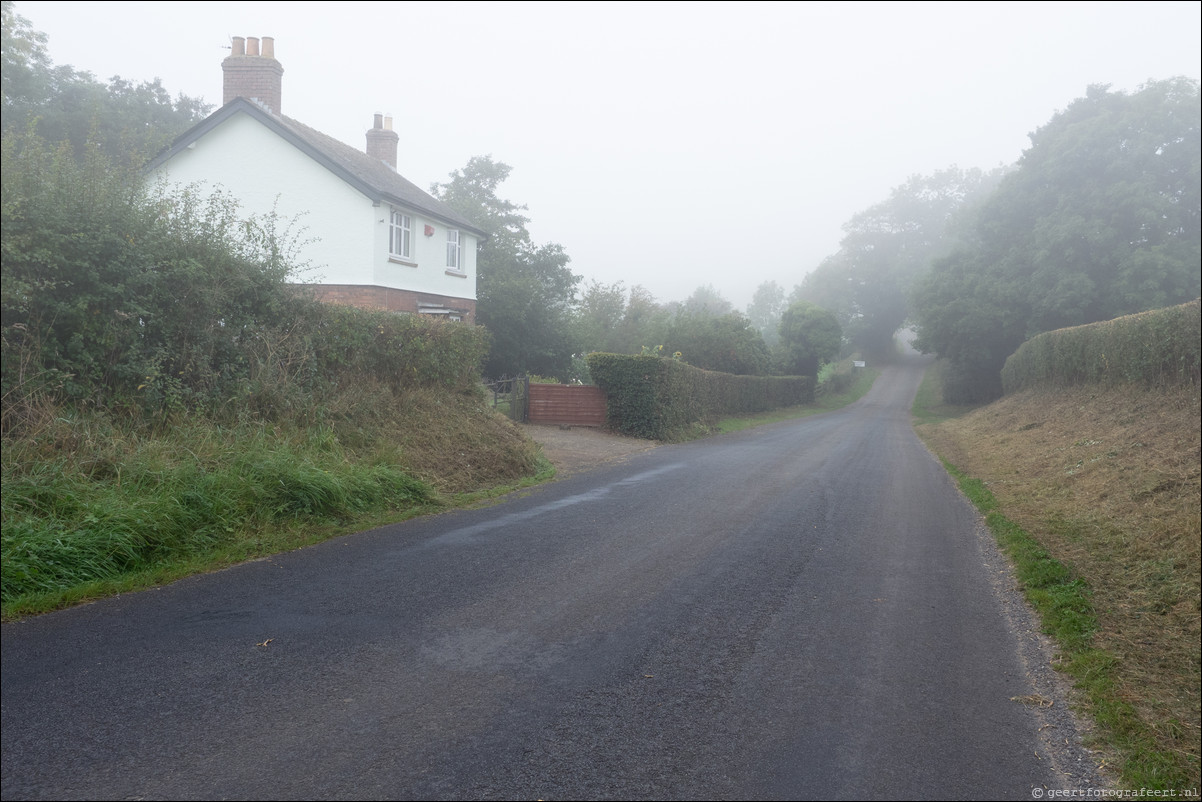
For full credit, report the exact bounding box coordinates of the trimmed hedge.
[1001,299,1201,394]
[304,303,490,393]
[587,353,814,440]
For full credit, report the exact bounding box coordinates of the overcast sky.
[16,1,1202,310]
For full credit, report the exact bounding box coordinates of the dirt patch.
[520,424,660,477]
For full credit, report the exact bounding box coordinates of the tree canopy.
[432,155,580,379]
[745,280,786,348]
[2,1,210,164]
[793,166,1003,359]
[913,78,1201,402]
[662,311,770,376]
[776,301,842,377]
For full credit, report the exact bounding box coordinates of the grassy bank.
[1,386,545,619]
[913,360,1200,790]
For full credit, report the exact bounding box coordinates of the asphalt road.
[1,356,1102,800]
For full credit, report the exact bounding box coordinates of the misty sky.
[15,1,1202,309]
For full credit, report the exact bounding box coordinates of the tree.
[612,285,672,355]
[776,301,842,377]
[432,156,580,378]
[2,1,210,164]
[681,284,733,316]
[914,79,1202,402]
[2,1,50,110]
[575,280,629,355]
[662,311,770,375]
[794,166,1003,358]
[745,280,786,348]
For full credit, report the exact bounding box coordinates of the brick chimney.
[223,36,283,115]
[366,113,399,170]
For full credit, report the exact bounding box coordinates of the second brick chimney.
[366,113,399,170]
[223,36,283,115]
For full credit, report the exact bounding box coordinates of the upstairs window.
[389,209,411,261]
[446,229,461,270]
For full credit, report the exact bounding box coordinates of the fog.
[17,0,1202,309]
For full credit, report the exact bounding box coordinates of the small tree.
[662,311,770,375]
[776,301,842,377]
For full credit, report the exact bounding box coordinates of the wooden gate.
[527,384,607,426]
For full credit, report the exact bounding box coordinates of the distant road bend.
[2,355,1103,800]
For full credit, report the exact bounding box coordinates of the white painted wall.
[371,210,477,300]
[151,112,476,301]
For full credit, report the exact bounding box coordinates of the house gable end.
[148,98,484,238]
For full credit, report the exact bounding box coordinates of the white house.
[146,36,483,323]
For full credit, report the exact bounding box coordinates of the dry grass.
[918,381,1201,783]
[383,388,544,493]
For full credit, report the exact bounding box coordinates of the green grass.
[1,388,543,620]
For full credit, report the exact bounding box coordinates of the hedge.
[586,353,814,440]
[1001,299,1201,394]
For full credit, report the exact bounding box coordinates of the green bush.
[1001,299,1201,393]
[587,353,813,440]
[1,130,490,429]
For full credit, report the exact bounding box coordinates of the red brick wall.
[301,284,476,325]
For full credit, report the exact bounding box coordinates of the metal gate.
[486,375,529,422]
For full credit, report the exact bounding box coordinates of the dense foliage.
[913,79,1201,402]
[1,130,497,608]
[2,1,209,164]
[794,167,1003,358]
[775,301,842,377]
[662,311,770,375]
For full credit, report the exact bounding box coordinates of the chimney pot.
[222,35,283,115]
[365,114,399,170]
[384,115,394,131]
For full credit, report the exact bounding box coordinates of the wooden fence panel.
[527,384,607,426]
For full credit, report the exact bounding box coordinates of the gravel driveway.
[519,423,660,476]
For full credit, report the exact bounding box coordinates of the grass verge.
[913,360,1201,790]
[1,386,542,620]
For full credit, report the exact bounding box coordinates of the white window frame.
[389,209,411,261]
[446,229,461,271]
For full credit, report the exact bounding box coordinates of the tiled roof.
[147,98,485,236]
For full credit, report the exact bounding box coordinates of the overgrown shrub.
[1001,299,1201,394]
[587,353,813,440]
[1,130,490,431]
